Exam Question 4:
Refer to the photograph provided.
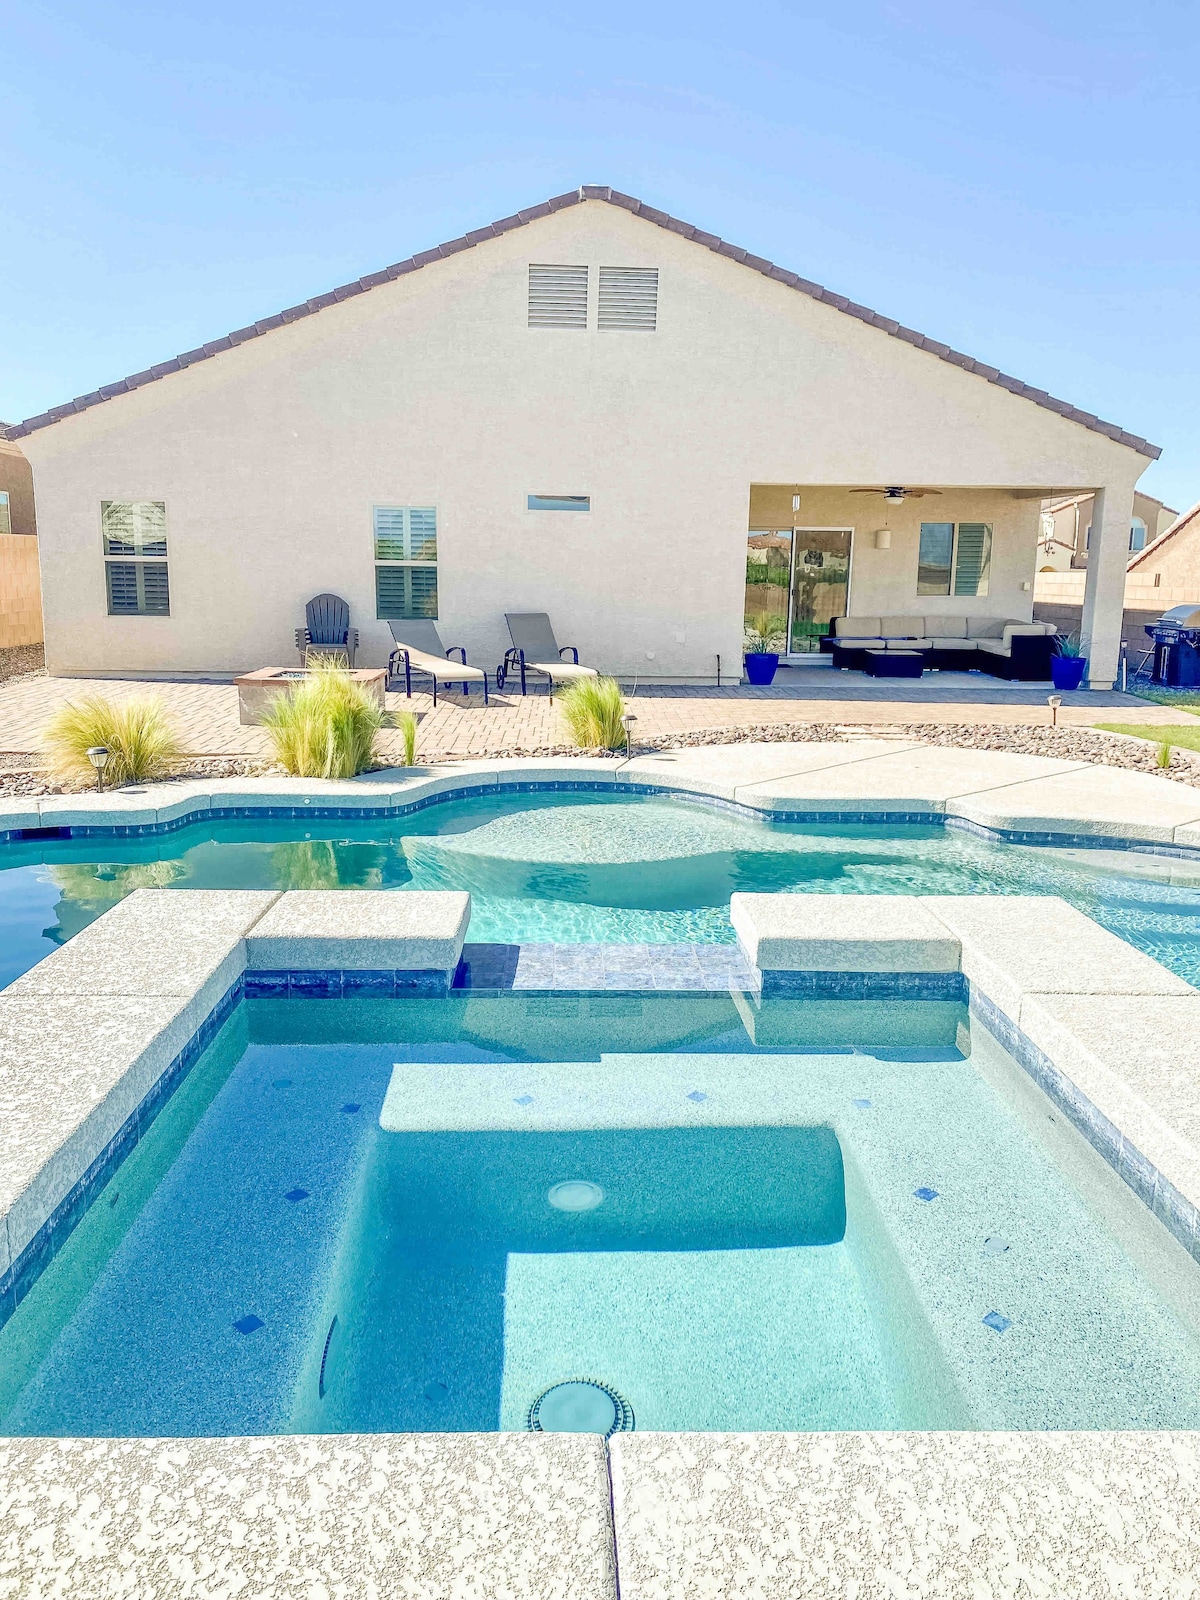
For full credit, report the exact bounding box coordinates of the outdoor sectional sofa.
[822,615,1058,680]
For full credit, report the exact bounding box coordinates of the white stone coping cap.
[0,1432,616,1598]
[609,1430,1200,1598]
[246,889,471,970]
[730,892,961,972]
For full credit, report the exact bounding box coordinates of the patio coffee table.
[864,649,924,679]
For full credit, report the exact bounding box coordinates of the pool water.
[5,994,1200,1438]
[1,791,1198,984]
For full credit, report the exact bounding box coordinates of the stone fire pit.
[235,666,388,726]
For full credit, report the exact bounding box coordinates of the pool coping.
[3,883,1200,1592]
[0,747,1199,854]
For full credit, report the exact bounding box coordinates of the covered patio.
[746,482,1140,690]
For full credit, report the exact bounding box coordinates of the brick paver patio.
[0,663,1190,759]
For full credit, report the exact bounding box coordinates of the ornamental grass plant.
[261,656,383,778]
[557,675,627,751]
[42,694,183,787]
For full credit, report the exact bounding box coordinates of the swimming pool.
[4,993,1200,1437]
[1,791,1198,985]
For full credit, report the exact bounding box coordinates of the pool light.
[547,1180,605,1211]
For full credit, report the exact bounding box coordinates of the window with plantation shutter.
[953,523,992,597]
[102,500,170,614]
[598,266,658,331]
[528,264,588,329]
[374,506,438,619]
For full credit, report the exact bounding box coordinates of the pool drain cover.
[527,1379,634,1438]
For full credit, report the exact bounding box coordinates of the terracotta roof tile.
[0,184,1160,457]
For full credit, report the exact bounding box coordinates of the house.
[1036,490,1177,572]
[1,186,1161,689]
[1126,498,1200,604]
[0,433,43,649]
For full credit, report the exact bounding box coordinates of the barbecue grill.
[1144,605,1200,688]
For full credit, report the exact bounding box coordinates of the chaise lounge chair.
[497,613,599,695]
[296,593,358,666]
[387,619,489,704]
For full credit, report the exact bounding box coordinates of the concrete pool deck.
[1,741,1200,848]
[2,879,1200,1591]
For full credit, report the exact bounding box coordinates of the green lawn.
[1093,723,1200,753]
[1128,687,1200,715]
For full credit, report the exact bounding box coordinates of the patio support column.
[1080,482,1135,689]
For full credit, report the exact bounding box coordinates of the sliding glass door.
[789,528,852,652]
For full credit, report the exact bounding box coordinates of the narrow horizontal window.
[528,264,588,329]
[374,505,438,619]
[102,500,169,614]
[598,266,658,331]
[527,494,590,512]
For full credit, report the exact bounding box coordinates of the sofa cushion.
[880,615,924,637]
[976,639,1011,655]
[834,616,880,638]
[833,637,885,651]
[885,640,933,650]
[928,637,977,651]
[966,617,1017,639]
[1003,623,1053,642]
[926,616,968,637]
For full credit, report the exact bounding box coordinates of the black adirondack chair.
[296,593,358,666]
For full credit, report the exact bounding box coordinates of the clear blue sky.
[3,0,1197,510]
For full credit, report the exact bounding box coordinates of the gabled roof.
[1128,499,1200,569]
[1,184,1161,457]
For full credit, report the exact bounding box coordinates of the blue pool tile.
[245,971,290,999]
[686,1090,708,1103]
[340,1102,361,1115]
[913,1187,940,1202]
[852,1097,873,1109]
[341,971,396,998]
[393,969,451,996]
[233,1315,265,1335]
[513,1093,534,1106]
[454,943,521,990]
[273,1078,293,1089]
[982,1310,1012,1333]
[290,970,344,999]
[284,1188,310,1203]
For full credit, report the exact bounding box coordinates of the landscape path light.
[86,746,111,792]
[1047,695,1062,727]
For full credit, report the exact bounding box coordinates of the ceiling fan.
[848,486,942,504]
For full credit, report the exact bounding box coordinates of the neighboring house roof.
[0,184,1161,458]
[1128,499,1200,570]
[1048,490,1178,517]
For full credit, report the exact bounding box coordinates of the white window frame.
[101,500,170,616]
[373,505,438,620]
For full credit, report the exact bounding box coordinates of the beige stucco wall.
[20,199,1152,680]
[0,440,43,647]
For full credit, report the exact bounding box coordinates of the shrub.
[1055,630,1086,659]
[1158,738,1173,769]
[744,618,787,654]
[262,657,383,778]
[394,708,418,767]
[556,675,627,751]
[42,694,183,787]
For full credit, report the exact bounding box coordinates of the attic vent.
[598,267,658,331]
[528,264,588,329]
